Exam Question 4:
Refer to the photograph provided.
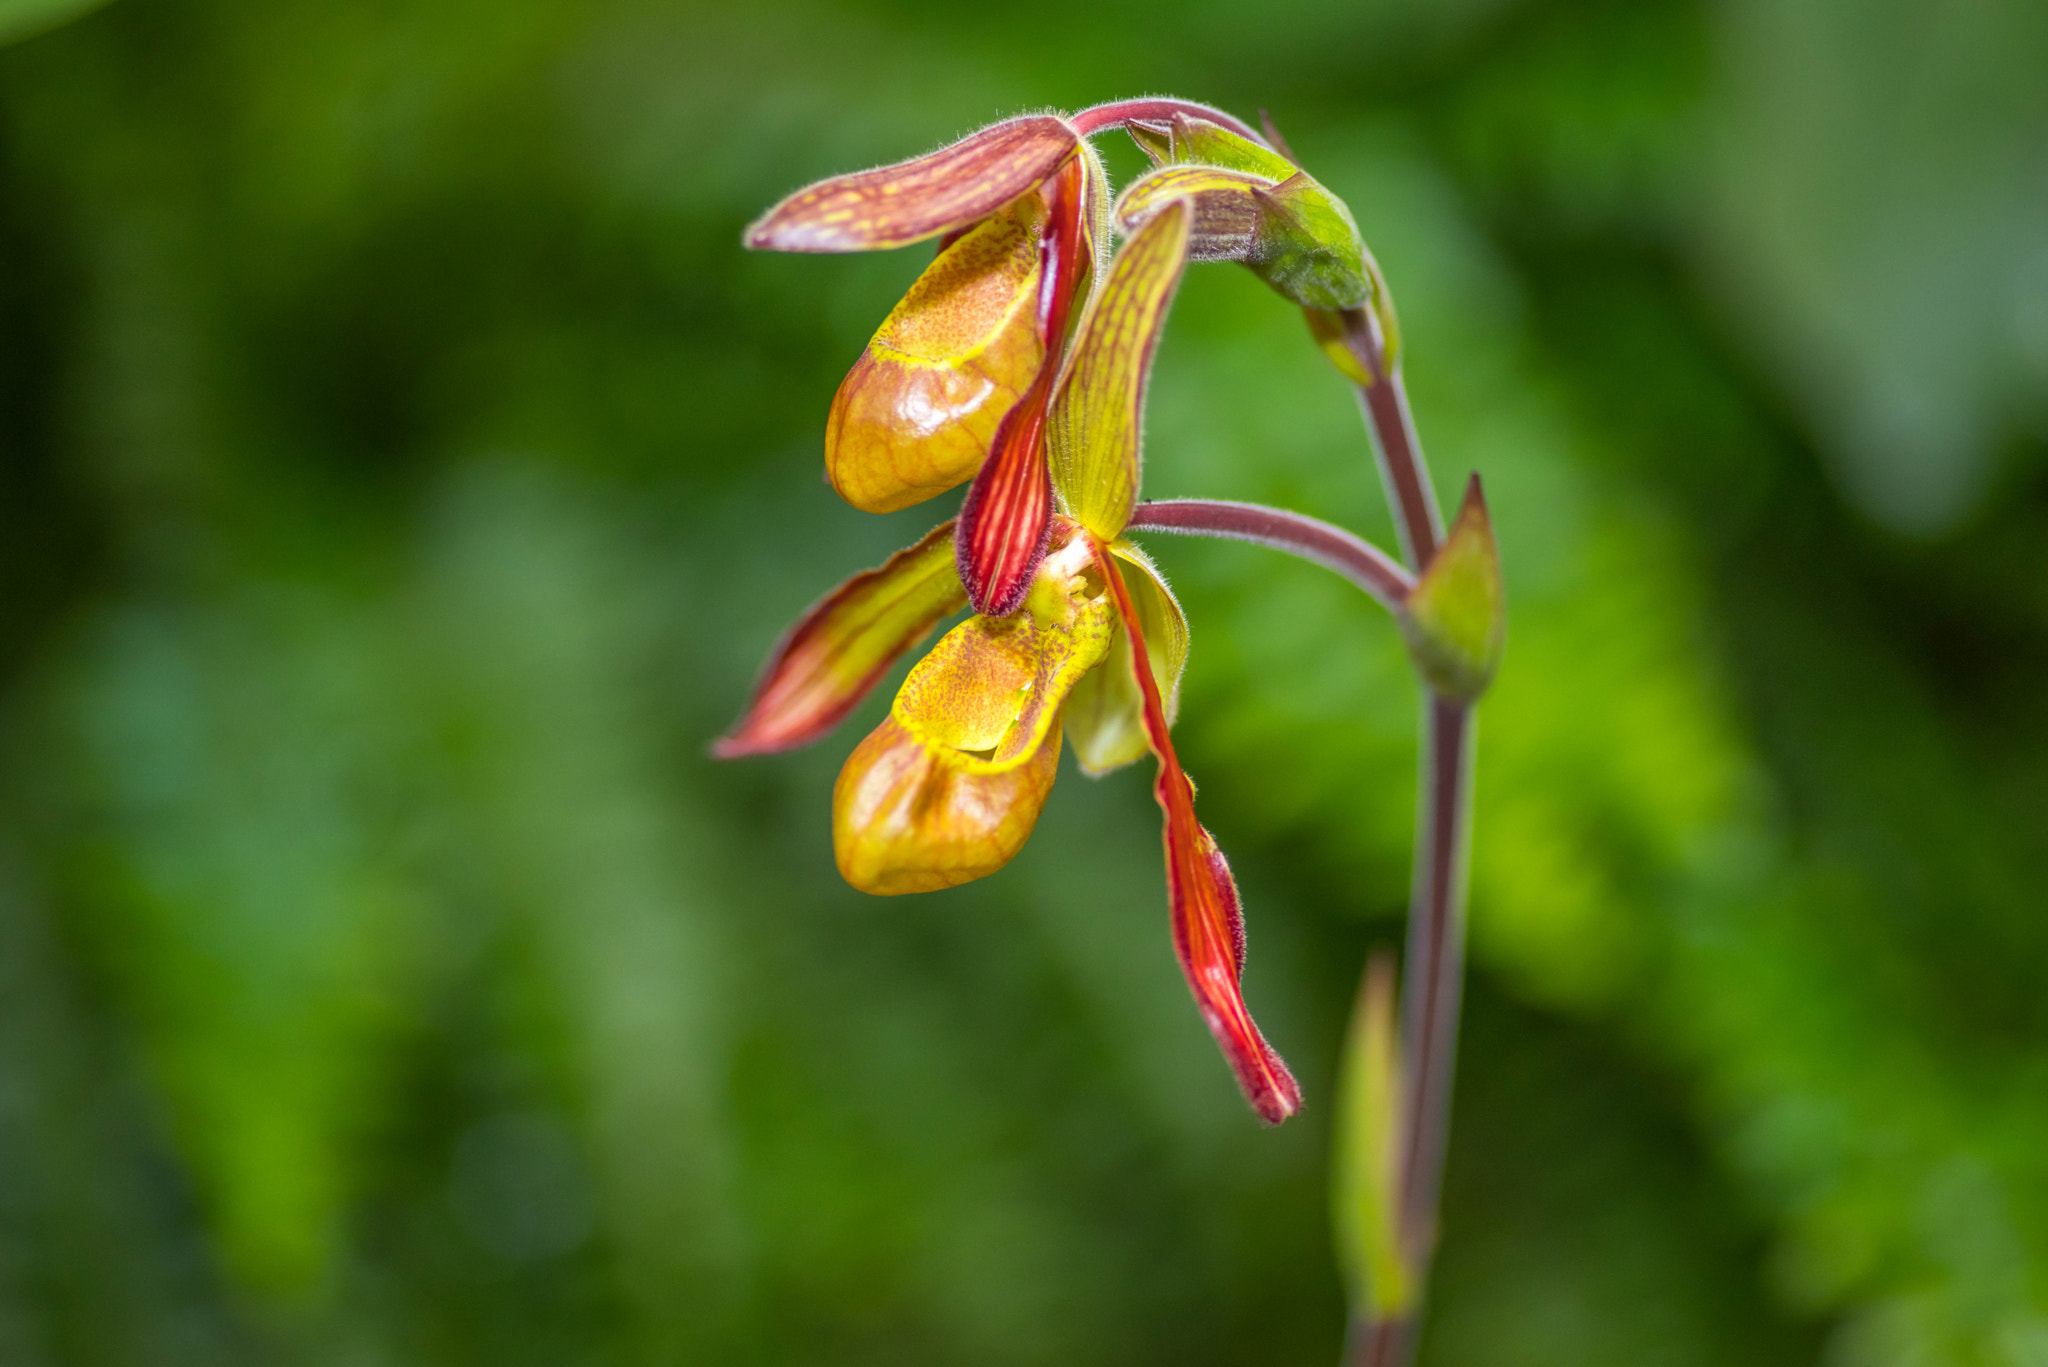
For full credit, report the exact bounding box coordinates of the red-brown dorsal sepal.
[1094,541,1302,1125]
[745,115,1080,254]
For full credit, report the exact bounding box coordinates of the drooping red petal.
[1095,542,1302,1125]
[954,157,1091,616]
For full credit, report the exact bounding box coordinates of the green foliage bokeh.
[1,0,2044,1364]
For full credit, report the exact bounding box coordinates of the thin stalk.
[1342,307,1442,572]
[1127,499,1413,612]
[1341,702,1472,1367]
[1331,304,1471,1367]
[1068,98,1270,146]
[1394,699,1473,1285]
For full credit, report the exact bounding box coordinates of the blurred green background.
[2,0,2045,1362]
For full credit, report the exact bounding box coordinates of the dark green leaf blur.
[2,0,2043,1362]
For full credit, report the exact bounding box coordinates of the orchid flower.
[725,182,1302,1124]
[727,98,1511,1362]
[742,101,1300,616]
[745,113,1108,616]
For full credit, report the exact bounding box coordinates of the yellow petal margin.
[1047,200,1192,542]
[744,114,1078,253]
[827,206,1048,513]
[715,523,965,757]
[1064,540,1188,776]
[834,522,1115,894]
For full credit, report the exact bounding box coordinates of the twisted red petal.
[955,157,1089,615]
[1096,542,1301,1125]
[955,379,1053,617]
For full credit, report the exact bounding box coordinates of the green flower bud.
[1114,114,1372,312]
[1400,476,1506,701]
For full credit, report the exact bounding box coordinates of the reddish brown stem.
[1329,303,1473,1367]
[1339,703,1471,1367]
[1069,98,1271,147]
[1127,498,1414,611]
[1340,308,1442,571]
[1395,699,1472,1278]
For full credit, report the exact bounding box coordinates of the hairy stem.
[1127,499,1413,612]
[1342,307,1442,571]
[1068,98,1271,146]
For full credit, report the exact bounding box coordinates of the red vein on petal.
[956,158,1089,616]
[956,380,1052,616]
[1096,541,1302,1125]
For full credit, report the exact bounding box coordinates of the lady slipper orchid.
[723,195,1301,1124]
[747,114,1110,616]
[732,97,1510,1355]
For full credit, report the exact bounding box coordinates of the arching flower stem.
[1069,98,1271,146]
[1335,305,1443,572]
[1127,498,1414,613]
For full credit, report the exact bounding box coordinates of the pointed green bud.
[1400,476,1506,701]
[1333,951,1411,1319]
